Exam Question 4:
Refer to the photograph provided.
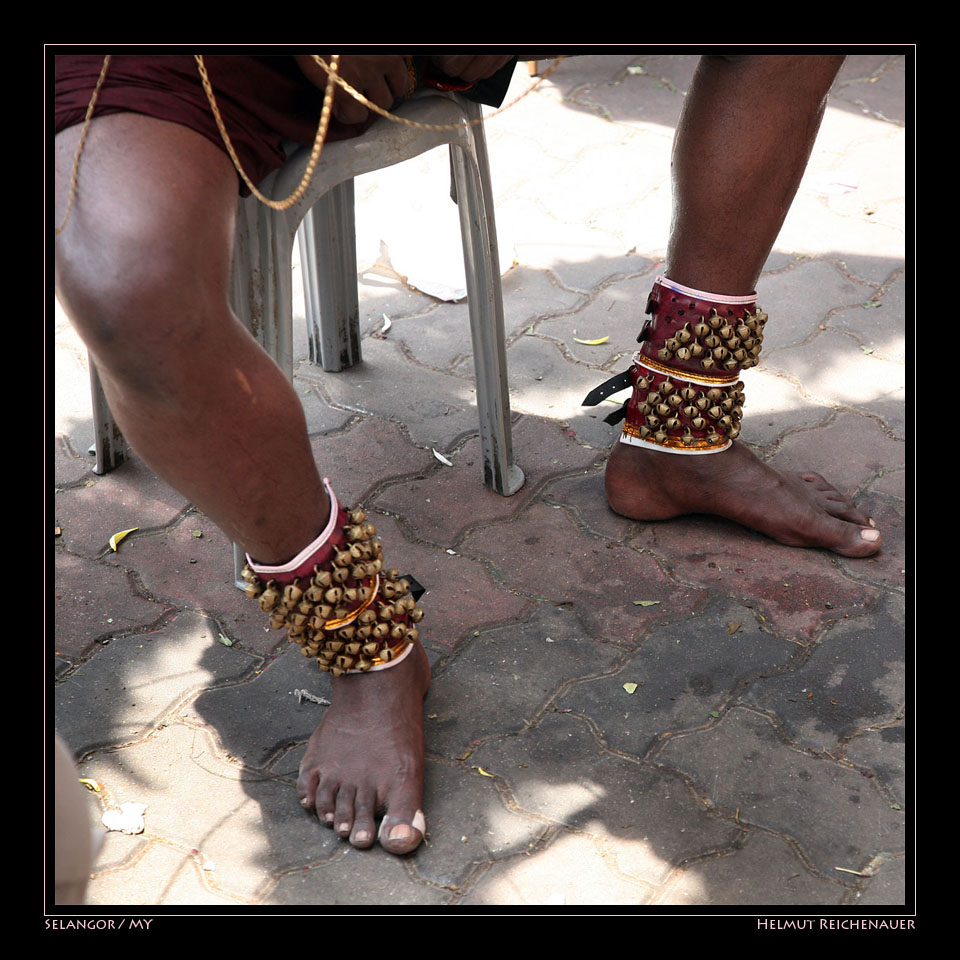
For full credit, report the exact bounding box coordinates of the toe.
[334,785,357,838]
[315,782,338,827]
[814,513,882,557]
[296,766,318,811]
[378,810,426,855]
[349,790,377,849]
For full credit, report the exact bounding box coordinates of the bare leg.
[606,55,882,558]
[55,114,429,852]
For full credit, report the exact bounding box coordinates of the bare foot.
[297,639,431,854]
[606,439,881,558]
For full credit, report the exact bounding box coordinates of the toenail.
[389,824,412,841]
[300,797,311,808]
[868,517,877,528]
[323,812,335,823]
[338,822,350,833]
[861,528,880,541]
[354,830,370,843]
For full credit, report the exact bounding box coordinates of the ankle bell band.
[582,276,766,454]
[242,479,424,676]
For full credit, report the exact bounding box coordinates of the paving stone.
[462,501,709,644]
[657,706,906,877]
[307,335,485,450]
[399,266,583,372]
[833,55,907,126]
[661,831,846,906]
[56,611,259,753]
[828,271,906,361]
[767,331,904,430]
[292,377,360,436]
[265,847,448,905]
[472,712,738,886]
[742,594,905,753]
[571,61,692,130]
[460,829,655,906]
[54,550,171,659]
[54,457,190,559]
[735,369,836,447]
[373,416,600,546]
[541,467,638,542]
[557,598,798,756]
[77,723,339,901]
[53,435,93,486]
[426,603,621,758]
[858,855,908,906]
[186,642,330,768]
[843,725,906,807]
[512,241,654,294]
[834,493,906,592]
[307,416,436,507]
[628,513,879,641]
[86,841,244,906]
[411,759,550,889]
[109,518,280,657]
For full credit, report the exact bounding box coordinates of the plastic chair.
[86,91,525,586]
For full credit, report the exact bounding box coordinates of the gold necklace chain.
[56,54,565,228]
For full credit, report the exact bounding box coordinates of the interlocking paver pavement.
[52,52,909,911]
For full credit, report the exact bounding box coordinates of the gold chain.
[56,54,565,228]
[55,55,112,235]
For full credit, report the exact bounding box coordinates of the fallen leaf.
[78,778,102,792]
[709,711,720,718]
[633,600,660,607]
[217,634,234,646]
[55,526,62,537]
[192,529,203,538]
[574,336,610,345]
[623,682,638,694]
[109,527,139,551]
[432,449,454,467]
[477,767,496,778]
[725,621,742,634]
[860,345,875,354]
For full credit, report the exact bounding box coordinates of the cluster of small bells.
[240,509,424,677]
[652,308,767,372]
[632,374,746,446]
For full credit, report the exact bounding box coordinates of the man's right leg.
[55,113,429,854]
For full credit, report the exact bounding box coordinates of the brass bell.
[693,321,711,338]
[718,324,734,340]
[732,348,748,362]
[667,393,683,407]
[367,560,382,576]
[324,586,343,604]
[675,347,692,361]
[283,583,304,605]
[750,344,762,357]
[379,604,396,621]
[269,614,287,630]
[656,402,671,417]
[708,311,723,329]
[330,666,345,678]
[361,522,377,539]
[654,429,669,443]
[345,525,364,541]
[708,405,723,419]
[705,388,723,401]
[755,310,768,325]
[241,566,259,583]
[342,587,358,603]
[696,396,710,411]
[326,640,345,653]
[657,348,672,361]
[290,612,308,628]
[304,585,326,603]
[409,607,424,623]
[741,358,755,369]
[288,625,306,639]
[675,324,693,344]
[335,654,356,670]
[356,659,373,672]
[736,323,751,339]
[701,357,715,369]
[390,624,406,641]
[681,386,698,401]
[720,398,735,413]
[309,614,327,632]
[718,415,733,429]
[379,646,395,662]
[362,641,381,657]
[646,414,660,428]
[333,606,350,620]
[258,587,280,613]
[723,358,738,371]
[384,568,400,582]
[706,429,723,444]
[303,642,320,658]
[357,625,373,640]
[637,401,652,416]
[334,550,352,568]
[331,567,349,584]
[727,422,741,439]
[681,429,696,445]
[345,641,362,655]
[372,623,390,639]
[244,582,262,600]
[349,543,365,560]
[660,380,675,395]
[312,569,332,589]
[691,416,706,430]
[350,565,367,580]
[637,376,651,391]
[348,508,366,525]
[317,660,332,672]
[357,586,372,602]
[712,347,728,361]
[638,426,652,438]
[682,404,697,419]
[665,338,680,352]
[665,417,680,431]
[406,628,419,643]
[690,342,705,357]
[704,334,721,349]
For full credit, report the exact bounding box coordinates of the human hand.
[296,55,411,125]
[427,55,515,83]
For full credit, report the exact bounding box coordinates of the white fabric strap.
[619,431,731,455]
[246,477,339,575]
[657,274,756,305]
